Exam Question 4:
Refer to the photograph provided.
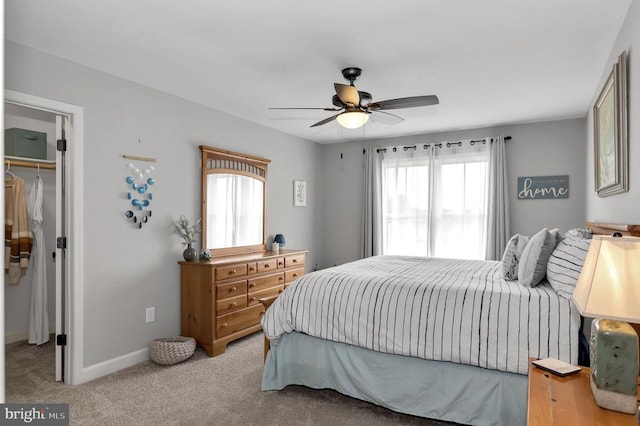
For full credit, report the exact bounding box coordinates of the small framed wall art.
[593,50,628,197]
[293,180,307,207]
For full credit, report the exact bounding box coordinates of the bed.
[260,223,638,425]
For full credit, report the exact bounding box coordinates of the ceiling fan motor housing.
[332,91,372,108]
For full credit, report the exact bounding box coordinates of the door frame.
[4,89,85,385]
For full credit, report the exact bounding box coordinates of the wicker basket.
[149,336,196,365]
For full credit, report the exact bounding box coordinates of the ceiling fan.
[269,67,439,129]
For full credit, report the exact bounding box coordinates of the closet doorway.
[4,91,83,387]
[4,102,64,384]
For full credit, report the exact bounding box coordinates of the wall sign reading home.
[517,175,569,200]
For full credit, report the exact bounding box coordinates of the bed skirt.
[262,332,527,426]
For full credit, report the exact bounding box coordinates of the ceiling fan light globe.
[336,111,369,129]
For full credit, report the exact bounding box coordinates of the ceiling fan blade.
[368,95,439,111]
[269,107,342,111]
[334,83,360,107]
[370,110,404,126]
[310,113,341,128]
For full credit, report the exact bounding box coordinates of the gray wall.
[586,0,640,222]
[4,104,57,341]
[319,118,587,268]
[5,41,323,367]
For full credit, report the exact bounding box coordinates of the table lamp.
[274,234,286,247]
[572,235,640,414]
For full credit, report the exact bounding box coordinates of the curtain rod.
[366,136,512,154]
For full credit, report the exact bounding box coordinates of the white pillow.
[518,228,560,287]
[501,234,530,280]
[562,228,592,240]
[546,235,592,298]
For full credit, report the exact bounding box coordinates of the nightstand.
[527,358,639,425]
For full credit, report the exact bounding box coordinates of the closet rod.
[4,156,56,170]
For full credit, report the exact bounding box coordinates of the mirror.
[207,173,263,248]
[200,146,270,256]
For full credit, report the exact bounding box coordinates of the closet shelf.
[4,155,56,170]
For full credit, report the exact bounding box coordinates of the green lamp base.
[589,319,639,414]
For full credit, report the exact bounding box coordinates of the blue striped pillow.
[546,235,592,298]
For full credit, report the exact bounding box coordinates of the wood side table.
[527,358,639,425]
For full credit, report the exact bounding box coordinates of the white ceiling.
[4,0,632,144]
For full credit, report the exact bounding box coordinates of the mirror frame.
[200,145,270,257]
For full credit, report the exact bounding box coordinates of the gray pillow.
[546,235,592,298]
[518,228,560,287]
[501,234,530,280]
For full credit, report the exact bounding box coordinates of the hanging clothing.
[5,175,33,285]
[28,175,49,345]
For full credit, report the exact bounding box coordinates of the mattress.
[262,255,581,375]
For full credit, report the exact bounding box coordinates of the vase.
[183,244,198,262]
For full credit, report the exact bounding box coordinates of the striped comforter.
[262,256,581,375]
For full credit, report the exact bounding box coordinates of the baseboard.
[5,324,57,344]
[78,347,149,384]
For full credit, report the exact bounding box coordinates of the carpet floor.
[6,333,458,425]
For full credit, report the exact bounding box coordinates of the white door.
[54,115,66,381]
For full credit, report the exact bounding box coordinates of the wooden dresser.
[179,249,307,356]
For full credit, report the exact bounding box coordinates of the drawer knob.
[231,302,237,307]
[293,259,298,263]
[221,323,228,328]
[249,283,256,288]
[250,297,256,302]
[293,273,298,278]
[279,277,284,281]
[230,269,237,275]
[279,289,284,294]
[231,286,237,292]
[278,262,284,266]
[264,264,270,268]
[249,267,255,271]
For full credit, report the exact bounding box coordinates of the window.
[381,144,489,259]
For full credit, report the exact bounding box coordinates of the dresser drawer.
[216,280,247,301]
[285,254,305,268]
[248,272,285,293]
[248,285,285,306]
[215,263,248,281]
[216,294,247,315]
[285,267,304,284]
[216,304,265,338]
[257,258,278,273]
[247,262,258,275]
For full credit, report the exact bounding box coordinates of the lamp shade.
[336,111,369,129]
[572,235,640,322]
[274,234,286,246]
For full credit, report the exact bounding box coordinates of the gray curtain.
[361,147,383,258]
[484,136,510,260]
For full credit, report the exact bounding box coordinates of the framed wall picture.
[593,50,628,197]
[294,180,307,207]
